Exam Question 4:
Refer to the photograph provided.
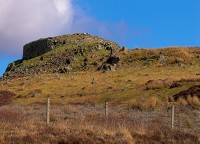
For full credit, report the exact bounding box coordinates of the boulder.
[98,63,117,71]
[106,56,120,65]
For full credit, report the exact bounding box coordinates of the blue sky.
[0,0,200,76]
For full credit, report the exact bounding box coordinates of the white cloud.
[0,0,74,56]
[0,0,133,57]
[54,0,70,16]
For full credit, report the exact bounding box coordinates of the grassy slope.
[1,41,200,107]
[1,64,200,106]
[1,46,200,143]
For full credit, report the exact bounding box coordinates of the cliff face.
[23,38,54,60]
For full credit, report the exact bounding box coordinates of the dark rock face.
[23,38,54,60]
[172,85,200,100]
[98,56,120,72]
[101,64,113,71]
[97,63,117,72]
[106,56,120,65]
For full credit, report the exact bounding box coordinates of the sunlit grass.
[1,63,200,106]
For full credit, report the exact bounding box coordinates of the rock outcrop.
[3,33,200,79]
[3,33,121,78]
[22,33,120,60]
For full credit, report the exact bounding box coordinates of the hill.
[1,33,200,107]
[0,33,200,144]
[4,33,120,78]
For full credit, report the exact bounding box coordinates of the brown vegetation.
[173,85,200,100]
[1,36,200,143]
[0,104,199,144]
[130,97,160,110]
[0,90,15,106]
[144,79,173,90]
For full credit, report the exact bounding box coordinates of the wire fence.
[43,98,200,133]
[0,97,199,134]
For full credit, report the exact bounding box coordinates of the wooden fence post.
[171,104,175,129]
[105,102,108,118]
[46,97,50,124]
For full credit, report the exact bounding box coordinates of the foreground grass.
[0,104,199,144]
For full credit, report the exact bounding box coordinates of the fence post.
[171,104,175,129]
[105,102,108,118]
[46,97,50,124]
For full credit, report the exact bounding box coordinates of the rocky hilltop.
[4,33,121,78]
[3,33,200,79]
[22,33,119,60]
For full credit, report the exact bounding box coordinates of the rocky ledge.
[3,33,121,78]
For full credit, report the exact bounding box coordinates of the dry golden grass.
[165,48,194,64]
[178,97,188,107]
[191,96,200,107]
[186,95,200,107]
[176,95,200,108]
[0,104,199,144]
[130,96,159,110]
[149,96,159,108]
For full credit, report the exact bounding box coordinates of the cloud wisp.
[0,0,74,56]
[0,0,135,57]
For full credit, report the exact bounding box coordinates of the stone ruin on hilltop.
[23,33,89,60]
[23,38,55,60]
[22,33,120,60]
[3,33,121,78]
